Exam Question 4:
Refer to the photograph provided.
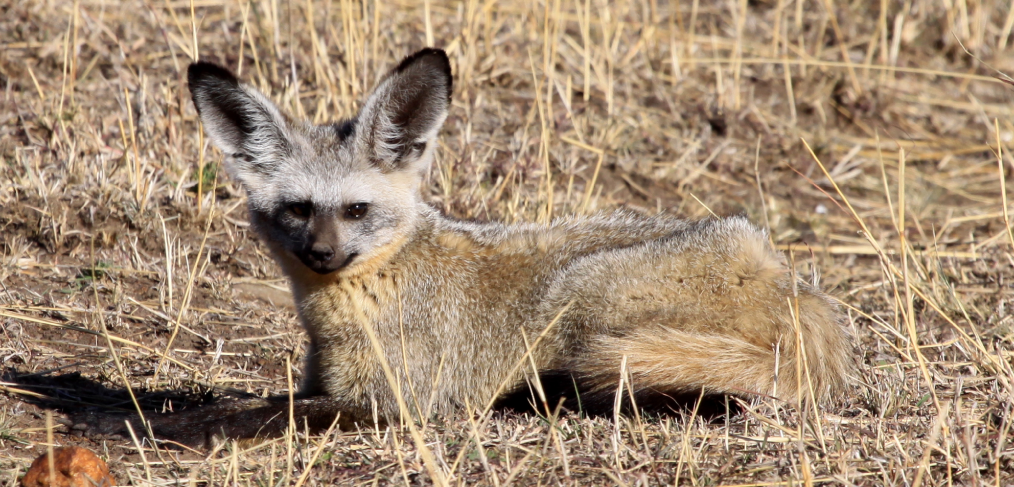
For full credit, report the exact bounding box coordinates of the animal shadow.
[494,370,741,422]
[2,367,226,443]
[4,367,738,447]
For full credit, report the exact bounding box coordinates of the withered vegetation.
[1,0,1014,485]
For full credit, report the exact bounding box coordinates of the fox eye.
[289,202,312,217]
[346,203,369,219]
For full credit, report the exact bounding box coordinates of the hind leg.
[543,216,852,403]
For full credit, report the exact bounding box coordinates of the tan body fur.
[105,49,853,447]
[288,208,849,422]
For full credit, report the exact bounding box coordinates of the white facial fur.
[188,49,452,276]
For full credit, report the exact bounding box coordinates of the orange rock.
[20,446,113,487]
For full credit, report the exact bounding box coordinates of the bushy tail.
[572,294,854,404]
[551,216,854,406]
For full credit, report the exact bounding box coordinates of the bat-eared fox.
[87,48,853,448]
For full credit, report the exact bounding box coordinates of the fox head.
[188,49,451,276]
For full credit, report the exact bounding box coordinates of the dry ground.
[2,0,1014,485]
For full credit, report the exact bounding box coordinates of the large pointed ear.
[357,48,452,172]
[188,62,291,183]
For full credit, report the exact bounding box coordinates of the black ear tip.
[395,48,452,100]
[396,48,450,72]
[188,61,239,89]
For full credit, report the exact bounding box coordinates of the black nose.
[309,242,334,262]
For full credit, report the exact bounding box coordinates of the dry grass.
[2,0,1014,484]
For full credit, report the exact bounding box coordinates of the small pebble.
[20,446,113,487]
